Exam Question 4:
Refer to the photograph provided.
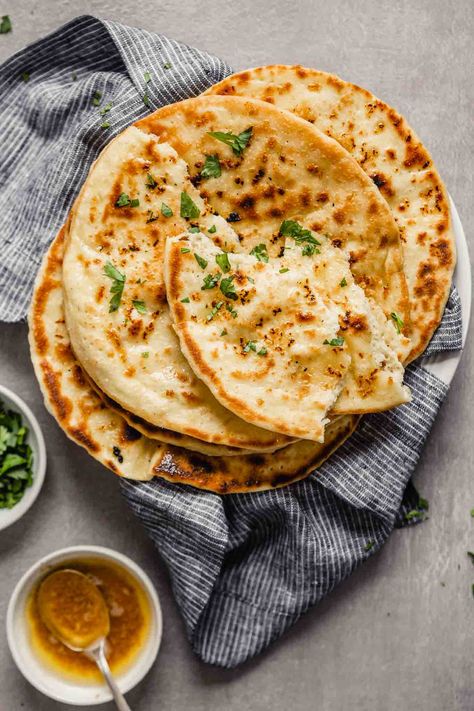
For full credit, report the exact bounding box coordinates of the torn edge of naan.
[165,231,409,440]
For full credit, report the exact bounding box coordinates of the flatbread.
[29,227,165,481]
[205,66,456,361]
[29,227,359,493]
[165,231,409,440]
[137,93,411,356]
[84,371,260,457]
[62,125,292,452]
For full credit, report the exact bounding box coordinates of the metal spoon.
[37,569,132,711]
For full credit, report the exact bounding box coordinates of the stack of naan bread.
[29,66,455,493]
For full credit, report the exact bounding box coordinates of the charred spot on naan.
[30,230,66,357]
[39,360,101,453]
[40,361,73,422]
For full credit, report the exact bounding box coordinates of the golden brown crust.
[205,66,456,361]
[153,413,359,493]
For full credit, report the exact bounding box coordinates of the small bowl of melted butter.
[6,546,162,705]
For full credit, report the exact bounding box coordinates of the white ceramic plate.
[422,196,471,384]
[0,384,46,531]
[6,545,163,706]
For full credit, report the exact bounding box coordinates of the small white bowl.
[0,384,46,531]
[6,545,163,705]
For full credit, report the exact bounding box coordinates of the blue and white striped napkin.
[0,15,463,668]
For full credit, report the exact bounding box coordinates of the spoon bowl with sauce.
[37,569,132,711]
[7,545,162,706]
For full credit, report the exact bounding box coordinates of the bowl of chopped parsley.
[0,385,46,531]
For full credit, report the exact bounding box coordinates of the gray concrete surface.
[0,1,473,709]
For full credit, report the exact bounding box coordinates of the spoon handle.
[92,644,133,711]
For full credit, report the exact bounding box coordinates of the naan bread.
[29,227,359,493]
[205,66,455,362]
[62,125,292,452]
[165,231,409,440]
[29,227,166,481]
[84,371,259,457]
[137,94,411,356]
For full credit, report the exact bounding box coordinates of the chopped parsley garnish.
[471,509,474,518]
[220,276,238,301]
[279,220,314,241]
[208,127,253,156]
[142,351,149,358]
[180,247,191,254]
[200,154,221,179]
[99,102,112,115]
[364,541,375,552]
[243,341,257,353]
[146,173,158,189]
[404,510,423,522]
[340,277,347,287]
[302,243,318,257]
[220,329,228,336]
[227,212,241,223]
[143,93,151,107]
[279,267,289,274]
[323,337,345,347]
[215,252,231,273]
[188,226,200,233]
[21,72,30,82]
[146,210,158,223]
[181,297,190,303]
[391,312,404,333]
[226,303,238,318]
[404,496,429,523]
[208,225,217,234]
[92,90,102,106]
[279,220,321,256]
[144,70,152,83]
[180,192,200,219]
[194,253,208,270]
[163,62,172,70]
[115,192,139,208]
[242,341,266,356]
[207,301,224,321]
[202,273,221,290]
[132,300,147,314]
[161,202,173,218]
[101,121,110,129]
[0,400,34,509]
[0,15,12,34]
[104,261,126,312]
[72,71,77,81]
[250,243,269,263]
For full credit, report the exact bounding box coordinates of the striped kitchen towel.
[0,15,463,668]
